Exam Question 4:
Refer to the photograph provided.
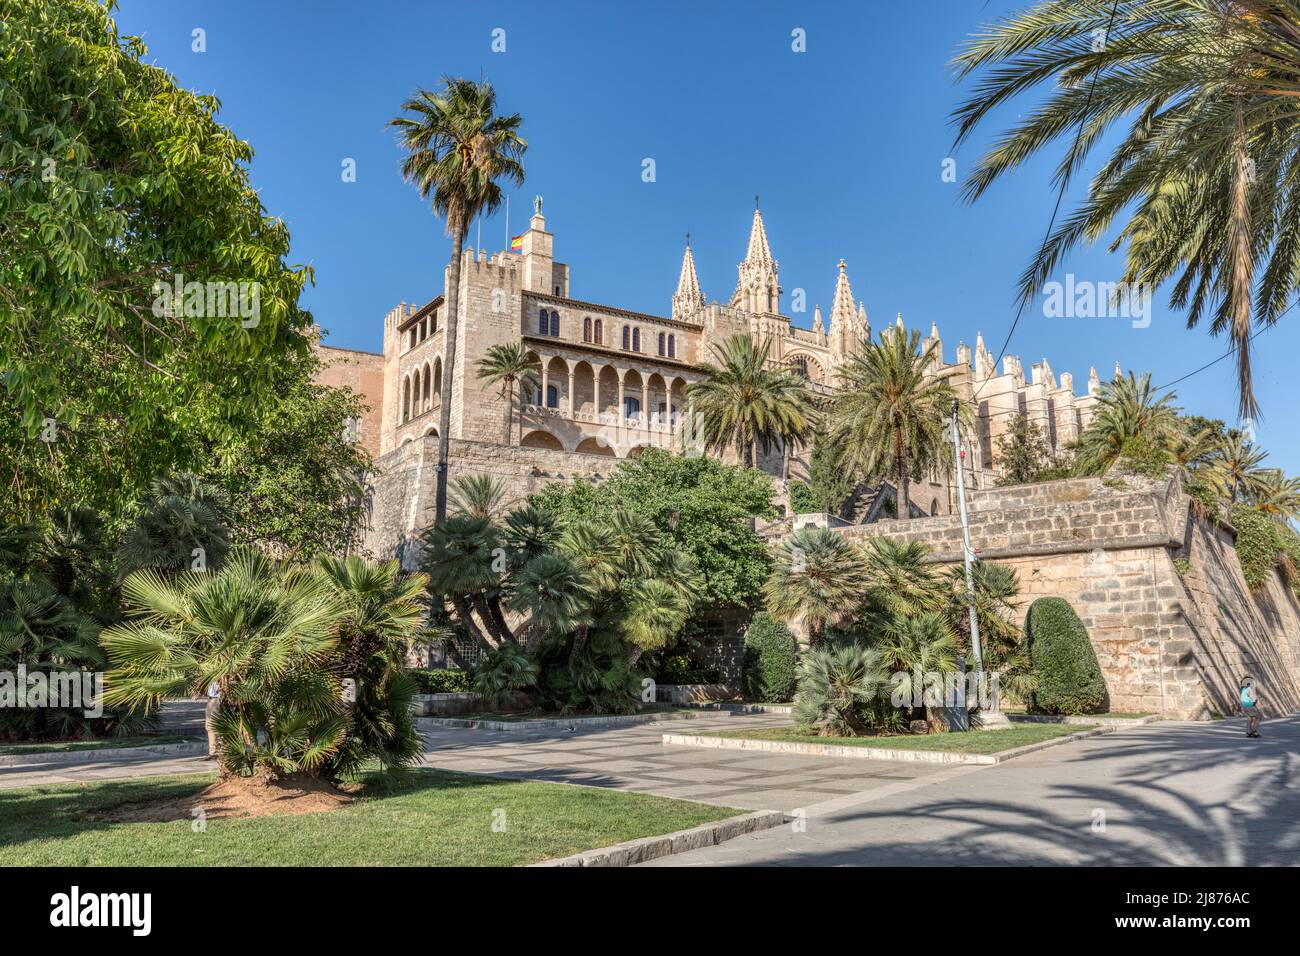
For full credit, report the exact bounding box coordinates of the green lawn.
[697,723,1097,754]
[0,769,740,866]
[0,735,192,756]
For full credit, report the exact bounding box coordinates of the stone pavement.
[0,750,213,789]
[638,714,1300,866]
[418,712,954,811]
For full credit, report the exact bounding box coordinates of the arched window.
[583,317,591,342]
[658,332,666,356]
[632,328,641,352]
[930,498,940,517]
[546,385,559,409]
[622,326,630,350]
[431,310,438,334]
[791,356,809,379]
[668,334,676,358]
[402,376,411,422]
[623,396,641,419]
[594,319,603,344]
[549,311,559,337]
[537,310,548,334]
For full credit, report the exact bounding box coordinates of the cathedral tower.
[731,202,780,315]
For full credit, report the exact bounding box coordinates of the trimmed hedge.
[410,668,471,695]
[1025,597,1105,715]
[743,613,797,702]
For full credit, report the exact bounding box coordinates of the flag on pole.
[510,233,525,252]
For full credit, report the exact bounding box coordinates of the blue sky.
[114,0,1299,474]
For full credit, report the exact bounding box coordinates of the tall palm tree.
[475,343,540,445]
[763,526,869,647]
[952,0,1300,418]
[389,78,526,521]
[1073,372,1182,475]
[828,330,957,520]
[685,334,814,468]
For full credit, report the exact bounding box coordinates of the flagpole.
[505,194,510,251]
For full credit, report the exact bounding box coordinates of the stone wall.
[314,342,385,459]
[830,473,1300,719]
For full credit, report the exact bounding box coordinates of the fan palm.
[116,472,231,580]
[389,77,526,520]
[859,537,946,630]
[420,515,511,649]
[475,343,540,445]
[685,334,814,468]
[952,0,1300,418]
[793,643,890,737]
[316,555,427,676]
[1073,372,1182,474]
[873,611,959,724]
[828,330,958,520]
[763,526,869,647]
[1247,469,1300,523]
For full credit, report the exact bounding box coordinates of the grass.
[696,723,1097,754]
[1002,707,1154,719]
[0,769,740,866]
[0,734,192,756]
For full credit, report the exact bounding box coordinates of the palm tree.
[116,472,231,579]
[873,611,959,727]
[475,343,540,445]
[448,474,508,518]
[793,643,890,737]
[952,1,1300,418]
[1247,469,1300,524]
[316,555,427,677]
[859,537,945,631]
[685,334,814,468]
[389,78,526,521]
[763,526,869,647]
[828,330,957,520]
[1202,431,1270,503]
[1073,372,1182,475]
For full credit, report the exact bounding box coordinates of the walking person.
[204,680,222,759]
[1240,676,1261,738]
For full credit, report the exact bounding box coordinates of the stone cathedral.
[315,199,1114,554]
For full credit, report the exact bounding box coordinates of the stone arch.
[627,445,650,458]
[647,372,669,427]
[545,356,568,410]
[575,436,616,457]
[425,426,439,437]
[785,352,824,384]
[930,498,940,516]
[522,349,544,406]
[573,361,596,416]
[622,369,644,420]
[432,355,443,407]
[520,429,563,451]
[401,374,412,422]
[597,365,620,419]
[421,361,432,412]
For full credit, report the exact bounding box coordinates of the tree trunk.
[485,595,517,646]
[505,378,515,444]
[434,225,466,522]
[1229,98,1256,420]
[452,595,495,651]
[627,644,645,669]
[895,428,911,521]
[568,625,589,671]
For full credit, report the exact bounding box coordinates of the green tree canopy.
[2,0,317,518]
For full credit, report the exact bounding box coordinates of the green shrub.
[411,668,471,695]
[656,655,721,685]
[472,645,538,710]
[1116,435,1171,478]
[793,643,891,736]
[1025,597,1105,715]
[743,613,797,702]
[1185,480,1222,522]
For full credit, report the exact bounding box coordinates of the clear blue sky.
[115,0,1299,475]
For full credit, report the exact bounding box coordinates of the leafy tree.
[1200,431,1270,504]
[2,0,318,517]
[531,448,775,608]
[804,423,860,517]
[205,351,370,561]
[389,77,526,521]
[1247,470,1300,524]
[994,413,1069,485]
[828,331,959,520]
[1025,597,1105,716]
[951,0,1300,418]
[763,526,869,647]
[475,343,540,445]
[686,335,814,468]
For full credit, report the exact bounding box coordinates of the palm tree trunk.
[434,224,466,522]
[895,428,911,521]
[568,625,589,670]
[505,378,515,444]
[485,595,517,646]
[452,595,495,651]
[1229,97,1256,420]
[627,644,645,669]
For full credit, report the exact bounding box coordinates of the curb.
[0,739,206,768]
[1006,714,1159,728]
[417,709,734,733]
[529,810,786,867]
[691,702,795,715]
[662,725,1113,766]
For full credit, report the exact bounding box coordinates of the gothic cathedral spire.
[671,234,706,321]
[731,203,780,314]
[828,259,858,359]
